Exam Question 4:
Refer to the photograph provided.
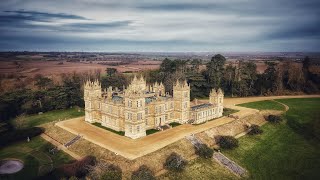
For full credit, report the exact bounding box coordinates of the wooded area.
[141,55,319,100]
[0,55,319,121]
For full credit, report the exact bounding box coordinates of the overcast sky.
[0,0,319,52]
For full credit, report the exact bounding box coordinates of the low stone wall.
[197,111,269,145]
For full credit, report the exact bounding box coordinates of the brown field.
[0,60,161,76]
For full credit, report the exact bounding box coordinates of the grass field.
[12,107,84,128]
[223,98,320,180]
[237,100,285,111]
[146,129,160,135]
[159,157,238,180]
[0,136,74,179]
[223,108,240,116]
[169,122,182,127]
[92,122,125,136]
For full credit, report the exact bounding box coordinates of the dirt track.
[223,95,320,106]
[55,95,320,160]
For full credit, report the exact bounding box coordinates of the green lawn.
[92,122,125,136]
[169,122,182,127]
[12,107,84,128]
[223,98,320,180]
[159,158,238,180]
[223,108,240,116]
[146,129,160,135]
[0,136,74,180]
[237,100,285,111]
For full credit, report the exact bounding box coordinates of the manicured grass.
[169,122,182,127]
[223,108,239,116]
[0,136,74,179]
[12,107,84,128]
[276,98,320,124]
[223,98,320,180]
[146,129,160,135]
[237,100,285,111]
[92,123,125,136]
[159,157,237,180]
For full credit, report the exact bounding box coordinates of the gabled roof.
[191,103,213,110]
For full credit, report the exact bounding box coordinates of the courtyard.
[56,115,236,160]
[55,95,320,160]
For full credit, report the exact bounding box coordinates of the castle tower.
[217,88,224,116]
[106,86,113,100]
[84,79,102,123]
[123,75,147,139]
[217,88,224,106]
[209,89,218,104]
[173,79,190,123]
[153,82,166,96]
[209,88,224,116]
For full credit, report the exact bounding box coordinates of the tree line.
[0,68,130,121]
[142,55,319,100]
[1,55,319,121]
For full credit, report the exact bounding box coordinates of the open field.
[0,136,73,179]
[222,95,320,106]
[0,60,161,76]
[159,158,238,180]
[12,107,84,128]
[223,98,320,179]
[237,100,285,111]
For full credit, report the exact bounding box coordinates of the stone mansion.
[84,76,224,139]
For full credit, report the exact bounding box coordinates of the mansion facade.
[84,76,224,139]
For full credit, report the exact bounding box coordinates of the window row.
[129,125,141,133]
[155,103,174,114]
[127,100,143,108]
[127,112,143,121]
[102,116,117,126]
[198,109,216,118]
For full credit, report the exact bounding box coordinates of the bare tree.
[15,113,27,129]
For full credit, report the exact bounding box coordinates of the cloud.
[0,0,319,51]
[65,21,133,30]
[0,10,133,33]
[2,10,88,22]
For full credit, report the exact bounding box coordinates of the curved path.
[55,95,319,160]
[272,100,289,111]
[223,95,320,106]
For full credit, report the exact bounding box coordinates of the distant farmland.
[0,60,161,76]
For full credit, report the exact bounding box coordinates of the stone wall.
[196,111,268,145]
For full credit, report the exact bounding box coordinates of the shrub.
[164,152,187,172]
[267,115,283,123]
[131,165,155,180]
[248,124,263,135]
[313,118,320,140]
[0,127,44,146]
[58,156,96,178]
[68,176,78,180]
[195,144,214,159]
[101,164,122,180]
[217,136,239,149]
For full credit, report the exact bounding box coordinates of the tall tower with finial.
[216,88,224,116]
[84,79,102,123]
[209,89,218,104]
[123,75,147,139]
[209,88,224,116]
[173,79,190,123]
